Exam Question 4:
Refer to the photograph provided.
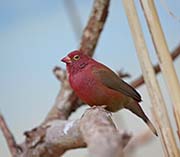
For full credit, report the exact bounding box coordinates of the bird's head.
[61,50,90,73]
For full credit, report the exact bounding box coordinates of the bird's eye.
[73,55,80,60]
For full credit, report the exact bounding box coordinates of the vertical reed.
[140,0,180,139]
[122,0,179,156]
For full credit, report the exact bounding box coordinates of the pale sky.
[0,0,180,156]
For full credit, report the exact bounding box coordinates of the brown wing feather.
[93,68,142,102]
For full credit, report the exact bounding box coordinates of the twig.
[53,66,66,82]
[117,69,131,79]
[0,113,19,156]
[131,44,180,88]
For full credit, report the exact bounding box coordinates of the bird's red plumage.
[69,61,128,110]
[63,51,130,111]
[61,50,157,136]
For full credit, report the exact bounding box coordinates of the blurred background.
[0,0,179,156]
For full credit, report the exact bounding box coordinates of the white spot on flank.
[63,120,75,135]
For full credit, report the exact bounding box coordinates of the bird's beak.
[61,56,72,64]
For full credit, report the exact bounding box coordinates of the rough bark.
[17,107,131,157]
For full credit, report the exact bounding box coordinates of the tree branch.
[80,107,131,157]
[53,66,66,82]
[80,0,110,56]
[117,69,131,79]
[21,120,84,157]
[0,113,19,156]
[18,107,131,157]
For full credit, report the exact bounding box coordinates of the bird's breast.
[69,70,130,110]
[69,71,98,103]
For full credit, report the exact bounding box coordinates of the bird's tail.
[125,101,158,136]
[146,119,158,136]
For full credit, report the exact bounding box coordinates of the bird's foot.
[93,105,112,116]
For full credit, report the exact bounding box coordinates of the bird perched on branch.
[61,50,157,136]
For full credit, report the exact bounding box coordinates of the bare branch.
[0,113,19,156]
[53,66,66,82]
[21,120,84,157]
[44,83,81,122]
[131,44,180,88]
[80,107,131,157]
[117,69,131,79]
[18,107,130,157]
[80,0,110,56]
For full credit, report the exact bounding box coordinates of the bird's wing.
[93,68,142,102]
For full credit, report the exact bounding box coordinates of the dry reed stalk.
[122,0,179,156]
[140,0,180,140]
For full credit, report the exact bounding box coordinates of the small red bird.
[61,50,157,136]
